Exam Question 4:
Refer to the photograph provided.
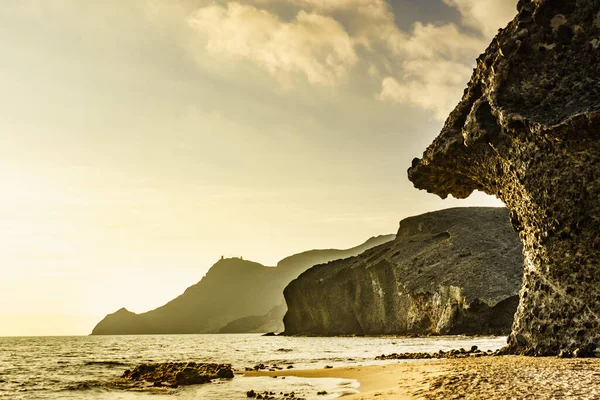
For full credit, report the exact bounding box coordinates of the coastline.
[245,361,446,399]
[246,356,600,399]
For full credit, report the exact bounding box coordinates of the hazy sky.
[0,0,516,336]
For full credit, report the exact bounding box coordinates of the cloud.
[187,2,357,86]
[379,60,474,120]
[179,0,515,119]
[5,0,518,120]
[378,21,487,119]
[251,0,405,55]
[254,0,383,11]
[399,22,485,60]
[443,0,517,38]
[251,0,395,30]
[375,1,515,119]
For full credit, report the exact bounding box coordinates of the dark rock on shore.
[408,0,600,356]
[121,362,233,387]
[246,389,305,399]
[283,207,523,336]
[376,345,492,361]
[246,363,288,372]
[92,235,394,335]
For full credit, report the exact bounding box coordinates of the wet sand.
[245,356,600,399]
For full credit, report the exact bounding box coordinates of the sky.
[0,0,517,336]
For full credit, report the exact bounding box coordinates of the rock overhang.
[407,0,600,356]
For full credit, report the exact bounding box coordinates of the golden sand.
[245,356,600,399]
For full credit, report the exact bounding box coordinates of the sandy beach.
[246,356,600,399]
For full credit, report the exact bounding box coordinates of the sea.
[0,334,507,399]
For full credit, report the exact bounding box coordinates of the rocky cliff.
[283,207,523,336]
[91,235,394,335]
[408,0,600,356]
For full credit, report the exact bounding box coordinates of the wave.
[84,361,127,367]
[64,383,94,391]
[275,348,294,352]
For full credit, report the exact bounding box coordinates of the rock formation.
[91,235,394,335]
[408,0,600,355]
[283,208,523,336]
[121,362,233,387]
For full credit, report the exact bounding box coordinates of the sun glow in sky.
[0,0,516,336]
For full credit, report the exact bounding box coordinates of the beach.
[0,334,507,399]
[246,356,600,399]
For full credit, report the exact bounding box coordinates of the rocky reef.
[92,235,394,335]
[376,345,492,361]
[120,362,233,388]
[283,207,523,336]
[408,0,600,355]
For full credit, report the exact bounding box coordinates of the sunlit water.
[0,334,506,399]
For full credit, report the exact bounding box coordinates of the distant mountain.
[283,207,523,336]
[91,235,395,335]
[218,304,287,334]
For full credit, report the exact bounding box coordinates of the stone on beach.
[121,362,233,387]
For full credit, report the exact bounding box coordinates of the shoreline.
[245,361,446,399]
[245,356,600,399]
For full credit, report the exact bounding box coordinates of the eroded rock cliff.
[408,0,600,355]
[283,208,523,336]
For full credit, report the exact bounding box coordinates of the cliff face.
[91,235,394,335]
[408,0,600,355]
[283,208,523,336]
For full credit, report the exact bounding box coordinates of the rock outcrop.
[121,362,233,387]
[92,235,394,335]
[408,0,600,356]
[283,207,523,336]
